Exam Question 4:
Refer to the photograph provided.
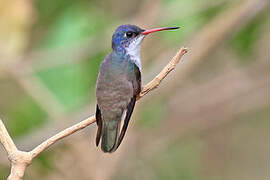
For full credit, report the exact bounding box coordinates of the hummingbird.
[95,24,179,153]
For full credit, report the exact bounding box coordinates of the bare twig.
[0,120,17,155]
[29,115,96,159]
[0,47,188,180]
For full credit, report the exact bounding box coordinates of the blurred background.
[0,0,270,179]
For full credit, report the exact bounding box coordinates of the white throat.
[125,35,144,70]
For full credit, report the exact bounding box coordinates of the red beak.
[141,26,179,35]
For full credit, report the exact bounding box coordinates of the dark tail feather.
[101,121,119,153]
[97,97,136,153]
[116,96,136,150]
[95,105,102,146]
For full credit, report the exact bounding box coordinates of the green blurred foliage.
[37,52,104,110]
[161,1,227,44]
[114,138,203,180]
[6,96,47,138]
[0,166,9,180]
[33,0,111,50]
[137,98,168,128]
[38,7,107,50]
[32,0,110,112]
[230,11,269,60]
[35,0,91,25]
[152,141,202,180]
[34,151,56,175]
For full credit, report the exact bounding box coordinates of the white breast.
[125,35,144,70]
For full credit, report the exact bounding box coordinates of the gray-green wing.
[116,64,141,149]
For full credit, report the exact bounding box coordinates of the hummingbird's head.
[112,24,179,57]
[112,24,145,56]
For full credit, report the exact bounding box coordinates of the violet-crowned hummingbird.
[95,24,179,153]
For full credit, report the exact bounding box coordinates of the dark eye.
[126,31,134,38]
